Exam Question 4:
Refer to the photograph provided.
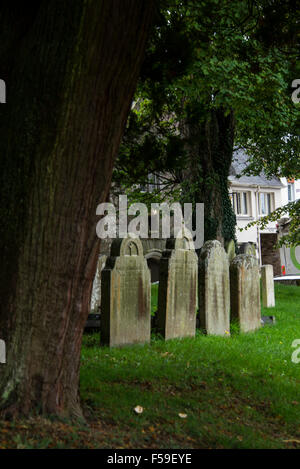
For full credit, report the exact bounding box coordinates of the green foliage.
[241,199,300,247]
[114,0,299,242]
[151,282,158,317]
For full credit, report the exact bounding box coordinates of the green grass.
[1,283,298,449]
[79,283,300,449]
[151,282,158,316]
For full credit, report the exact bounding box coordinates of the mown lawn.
[0,283,299,449]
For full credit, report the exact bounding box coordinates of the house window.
[231,191,250,216]
[259,192,273,215]
[148,173,160,192]
[287,182,295,202]
[139,173,160,193]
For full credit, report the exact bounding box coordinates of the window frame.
[231,190,251,216]
[259,192,273,216]
[287,182,295,202]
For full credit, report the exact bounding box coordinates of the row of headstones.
[101,234,275,347]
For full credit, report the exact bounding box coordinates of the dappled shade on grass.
[0,284,299,448]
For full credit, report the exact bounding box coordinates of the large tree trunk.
[181,106,236,246]
[0,0,154,419]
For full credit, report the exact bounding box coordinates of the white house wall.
[280,178,300,208]
[230,184,282,244]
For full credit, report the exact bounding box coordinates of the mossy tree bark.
[0,0,154,419]
[181,106,236,246]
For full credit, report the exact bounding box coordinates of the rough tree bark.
[0,0,154,419]
[181,106,236,245]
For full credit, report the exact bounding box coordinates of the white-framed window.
[231,191,250,216]
[259,192,273,215]
[287,182,295,202]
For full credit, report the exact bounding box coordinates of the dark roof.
[229,149,284,187]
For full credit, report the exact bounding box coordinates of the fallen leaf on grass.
[134,406,144,414]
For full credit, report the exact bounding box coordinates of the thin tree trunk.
[0,0,154,419]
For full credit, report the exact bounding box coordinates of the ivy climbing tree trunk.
[0,0,154,419]
[181,106,236,246]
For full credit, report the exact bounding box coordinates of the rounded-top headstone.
[110,234,144,257]
[199,240,226,263]
[231,253,258,269]
[230,254,261,333]
[101,234,150,347]
[157,226,198,340]
[165,227,195,251]
[198,240,230,336]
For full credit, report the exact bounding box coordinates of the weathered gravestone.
[225,239,236,262]
[101,235,151,347]
[90,254,107,312]
[239,242,256,256]
[157,229,198,340]
[261,264,275,308]
[198,240,230,336]
[230,255,261,332]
